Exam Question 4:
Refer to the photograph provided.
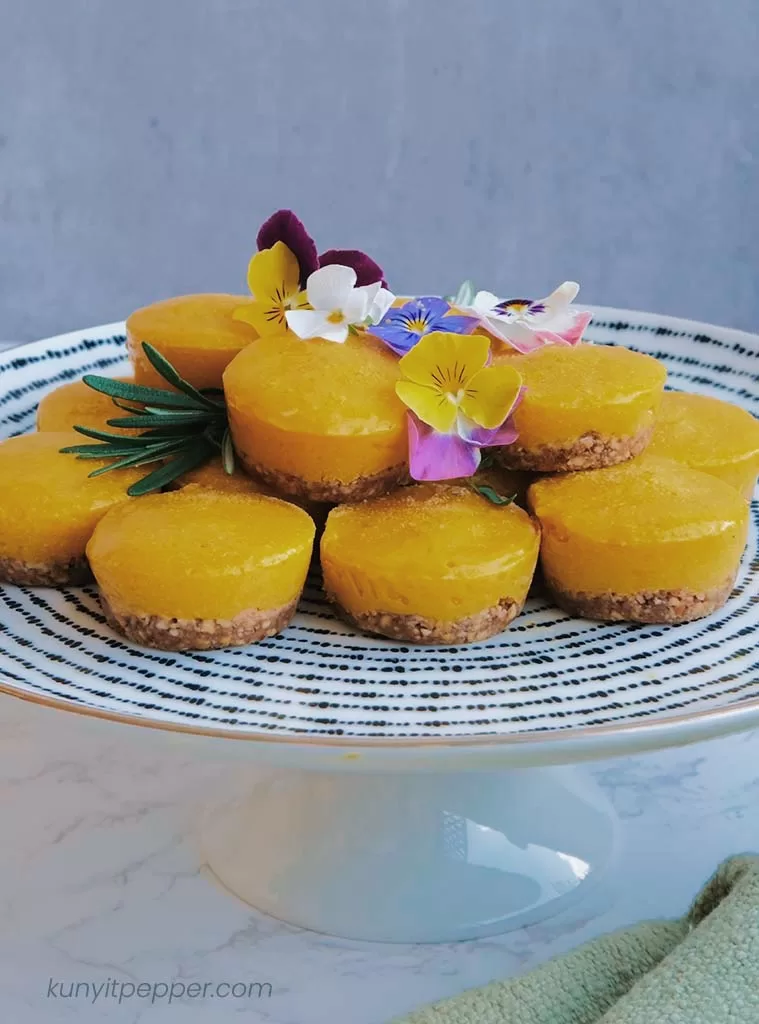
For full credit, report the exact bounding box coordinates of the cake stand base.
[200,764,618,943]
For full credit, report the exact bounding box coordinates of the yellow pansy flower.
[233,242,309,336]
[396,332,523,435]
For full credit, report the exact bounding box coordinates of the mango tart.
[127,294,258,391]
[321,483,540,644]
[37,377,135,434]
[223,331,408,503]
[494,343,667,472]
[0,432,141,586]
[528,454,749,624]
[87,487,315,651]
[646,391,759,501]
[171,456,332,534]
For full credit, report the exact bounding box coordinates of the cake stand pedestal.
[200,764,617,943]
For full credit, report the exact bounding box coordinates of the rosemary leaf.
[61,443,175,458]
[472,484,516,506]
[82,374,209,411]
[106,411,216,430]
[126,442,217,497]
[141,343,225,412]
[88,442,190,477]
[73,425,152,445]
[221,429,235,475]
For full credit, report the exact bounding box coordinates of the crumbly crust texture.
[497,425,653,473]
[326,594,523,645]
[239,458,408,503]
[0,555,92,587]
[545,574,736,624]
[100,594,299,651]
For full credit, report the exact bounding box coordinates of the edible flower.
[285,265,395,344]
[256,209,319,289]
[235,209,389,336]
[460,281,592,353]
[233,241,309,335]
[371,296,479,356]
[396,332,524,480]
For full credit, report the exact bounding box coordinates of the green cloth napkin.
[395,856,759,1024]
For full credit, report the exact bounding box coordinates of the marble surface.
[1,692,758,1024]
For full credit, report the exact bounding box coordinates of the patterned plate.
[1,311,758,764]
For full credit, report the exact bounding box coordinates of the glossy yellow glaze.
[321,483,540,621]
[528,454,749,595]
[500,343,667,447]
[0,433,140,565]
[127,294,258,390]
[224,332,407,485]
[87,487,315,620]
[646,392,759,500]
[37,378,133,433]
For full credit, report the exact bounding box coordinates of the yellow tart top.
[504,343,667,410]
[37,378,132,433]
[127,294,258,352]
[323,483,539,578]
[528,454,748,546]
[224,331,405,436]
[87,487,315,620]
[647,392,759,469]
[0,432,141,562]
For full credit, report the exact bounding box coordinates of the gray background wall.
[2,0,758,342]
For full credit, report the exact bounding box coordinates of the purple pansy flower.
[371,297,479,356]
[257,210,319,290]
[256,210,387,291]
[319,249,387,288]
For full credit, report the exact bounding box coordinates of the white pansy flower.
[286,265,396,343]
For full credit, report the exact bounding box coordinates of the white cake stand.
[1,310,758,942]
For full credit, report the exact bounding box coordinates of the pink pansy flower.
[462,281,592,354]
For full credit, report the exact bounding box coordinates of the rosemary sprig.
[61,342,232,496]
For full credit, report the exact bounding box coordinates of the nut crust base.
[545,574,737,624]
[100,594,299,651]
[0,555,92,587]
[326,595,523,645]
[497,425,653,473]
[238,457,407,504]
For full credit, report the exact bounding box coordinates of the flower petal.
[369,322,420,356]
[471,291,503,317]
[319,249,386,287]
[246,242,302,304]
[483,318,546,353]
[415,296,452,320]
[558,309,592,345]
[306,264,357,310]
[343,288,372,324]
[396,380,458,434]
[367,286,395,324]
[408,415,480,481]
[459,363,524,429]
[439,313,480,335]
[285,309,333,339]
[257,210,319,289]
[232,303,283,335]
[542,280,580,312]
[458,413,520,448]
[398,331,490,387]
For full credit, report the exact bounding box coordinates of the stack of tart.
[2,211,757,652]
